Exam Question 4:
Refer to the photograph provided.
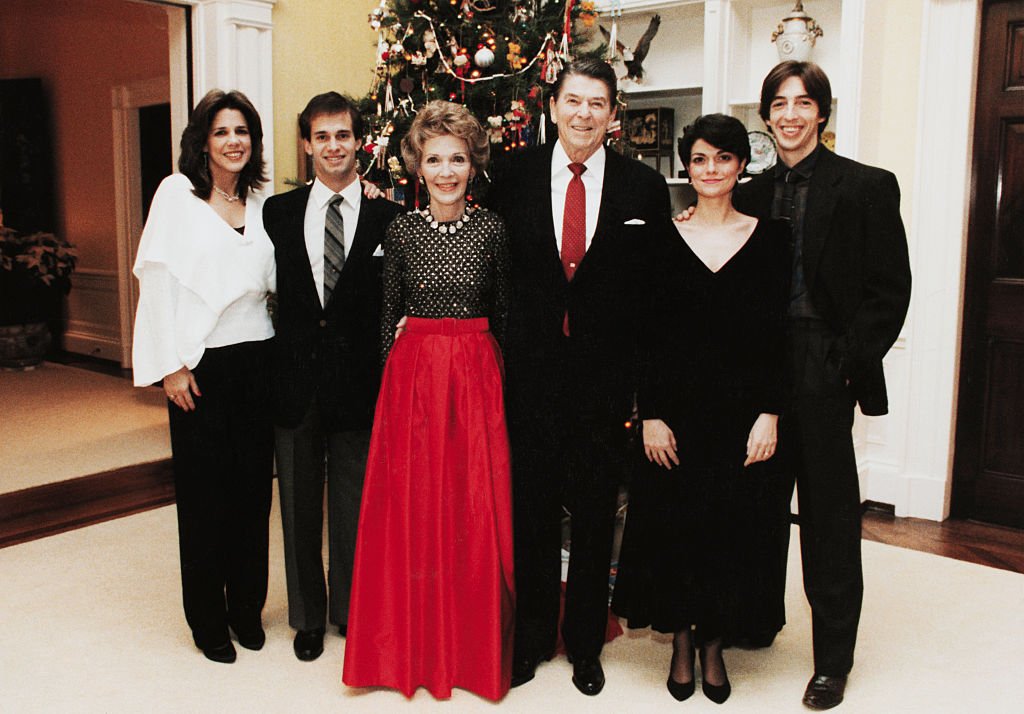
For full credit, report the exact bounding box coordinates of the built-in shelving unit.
[598,0,862,190]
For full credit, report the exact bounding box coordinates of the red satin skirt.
[342,317,515,701]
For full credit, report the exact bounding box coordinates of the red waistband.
[404,316,490,335]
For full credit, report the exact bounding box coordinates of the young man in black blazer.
[732,62,911,710]
[263,93,402,662]
[488,59,670,696]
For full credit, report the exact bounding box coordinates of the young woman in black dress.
[612,114,790,703]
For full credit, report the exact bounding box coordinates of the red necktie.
[561,162,586,335]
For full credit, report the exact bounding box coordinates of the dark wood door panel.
[954,0,1024,528]
[995,120,1024,278]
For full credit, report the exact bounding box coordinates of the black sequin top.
[381,207,510,360]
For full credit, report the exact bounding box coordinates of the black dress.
[612,217,791,644]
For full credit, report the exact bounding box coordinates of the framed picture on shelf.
[624,107,675,178]
[624,107,674,151]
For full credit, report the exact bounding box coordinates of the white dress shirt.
[550,140,606,252]
[304,176,363,307]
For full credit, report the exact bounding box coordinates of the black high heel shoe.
[667,633,696,702]
[699,644,731,704]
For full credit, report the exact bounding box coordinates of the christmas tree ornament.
[486,115,504,143]
[474,47,495,68]
[423,29,438,57]
[506,40,525,70]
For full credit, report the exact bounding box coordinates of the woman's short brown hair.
[401,100,489,177]
[179,89,267,200]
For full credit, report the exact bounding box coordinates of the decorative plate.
[747,130,777,174]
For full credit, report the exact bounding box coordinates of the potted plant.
[0,222,77,369]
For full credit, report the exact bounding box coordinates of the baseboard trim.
[0,460,174,548]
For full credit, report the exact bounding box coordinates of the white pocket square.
[372,245,385,257]
[624,218,646,225]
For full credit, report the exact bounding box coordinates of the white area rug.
[0,362,169,493]
[1,503,1021,713]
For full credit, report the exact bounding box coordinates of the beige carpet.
[1,503,1021,713]
[0,362,169,493]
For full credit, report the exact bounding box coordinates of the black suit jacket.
[734,147,911,416]
[488,143,671,430]
[264,185,403,431]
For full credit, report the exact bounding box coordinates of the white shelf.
[623,85,703,98]
[596,0,701,14]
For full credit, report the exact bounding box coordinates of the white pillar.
[862,0,980,520]
[189,0,277,185]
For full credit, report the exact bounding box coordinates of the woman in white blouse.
[132,89,275,664]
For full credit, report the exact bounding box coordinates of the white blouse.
[131,173,276,387]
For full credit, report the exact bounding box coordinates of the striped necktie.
[324,193,346,303]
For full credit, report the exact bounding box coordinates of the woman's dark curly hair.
[178,89,267,200]
[677,113,751,178]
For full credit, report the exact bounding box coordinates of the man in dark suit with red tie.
[263,93,402,662]
[732,62,911,710]
[488,58,670,696]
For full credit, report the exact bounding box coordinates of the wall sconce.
[772,1,824,62]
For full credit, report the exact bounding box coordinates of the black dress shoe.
[230,621,265,651]
[201,641,237,664]
[293,628,325,661]
[667,676,696,702]
[802,674,847,710]
[510,650,554,688]
[702,676,731,705]
[699,644,731,704]
[337,623,347,638]
[569,656,605,696]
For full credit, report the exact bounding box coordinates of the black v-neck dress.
[612,217,791,643]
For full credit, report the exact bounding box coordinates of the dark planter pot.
[0,321,51,369]
[0,271,68,366]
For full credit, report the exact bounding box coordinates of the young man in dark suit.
[488,58,670,696]
[732,62,911,710]
[263,93,402,662]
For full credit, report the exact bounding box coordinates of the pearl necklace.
[421,206,474,235]
[213,184,240,202]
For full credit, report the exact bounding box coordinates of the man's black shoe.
[293,627,325,661]
[510,650,554,688]
[802,674,847,710]
[569,656,605,696]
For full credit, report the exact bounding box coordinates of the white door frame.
[112,77,172,368]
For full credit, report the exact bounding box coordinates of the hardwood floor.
[2,467,1021,576]
[862,509,1024,574]
[0,460,174,548]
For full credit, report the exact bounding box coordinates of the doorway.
[953,0,1024,528]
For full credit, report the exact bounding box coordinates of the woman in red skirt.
[342,100,513,701]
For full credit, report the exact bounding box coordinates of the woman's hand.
[361,179,384,200]
[673,205,696,222]
[394,315,408,340]
[164,366,201,412]
[643,419,679,469]
[745,413,778,466]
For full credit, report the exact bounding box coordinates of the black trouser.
[781,321,863,676]
[509,410,625,661]
[167,340,274,649]
[274,399,370,632]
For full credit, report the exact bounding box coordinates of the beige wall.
[859,0,923,221]
[0,0,168,271]
[270,1,377,193]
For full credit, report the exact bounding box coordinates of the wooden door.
[954,0,1024,528]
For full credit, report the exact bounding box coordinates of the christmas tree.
[359,0,612,202]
